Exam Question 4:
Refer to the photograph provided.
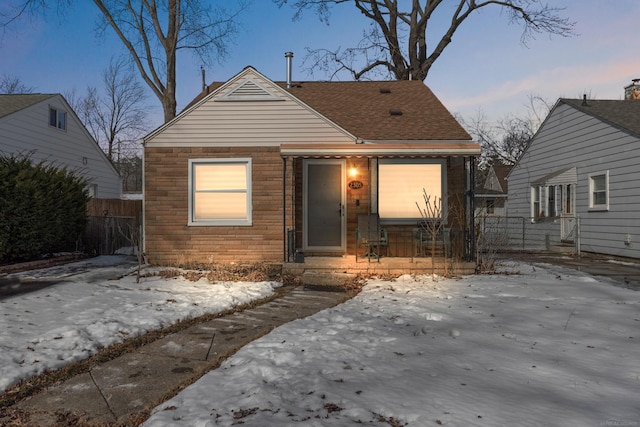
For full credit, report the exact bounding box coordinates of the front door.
[303,159,346,252]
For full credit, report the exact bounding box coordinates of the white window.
[548,185,556,217]
[377,160,445,220]
[49,107,66,130]
[188,158,252,226]
[588,171,609,211]
[531,186,541,219]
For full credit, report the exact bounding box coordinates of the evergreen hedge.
[0,153,90,263]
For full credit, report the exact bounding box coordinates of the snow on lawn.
[0,256,281,392]
[143,261,640,427]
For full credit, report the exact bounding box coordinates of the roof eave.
[280,142,481,157]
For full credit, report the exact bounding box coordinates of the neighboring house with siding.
[507,92,640,259]
[0,94,121,199]
[475,162,511,217]
[143,66,480,265]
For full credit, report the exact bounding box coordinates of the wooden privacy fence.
[84,199,142,256]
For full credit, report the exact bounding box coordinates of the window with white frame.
[49,107,66,130]
[377,160,445,220]
[588,171,609,210]
[531,186,541,219]
[188,158,252,226]
[548,185,556,217]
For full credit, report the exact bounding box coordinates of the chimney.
[201,66,206,92]
[624,78,640,100]
[285,52,294,89]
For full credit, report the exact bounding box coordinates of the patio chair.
[357,213,388,262]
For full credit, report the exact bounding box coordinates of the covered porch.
[280,143,480,275]
[283,255,477,278]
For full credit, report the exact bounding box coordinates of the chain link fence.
[476,215,578,270]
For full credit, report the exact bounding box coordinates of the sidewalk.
[1,285,351,426]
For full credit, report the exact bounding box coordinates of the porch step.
[301,271,358,290]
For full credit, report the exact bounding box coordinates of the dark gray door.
[304,160,345,250]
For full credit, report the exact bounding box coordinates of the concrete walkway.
[2,285,350,426]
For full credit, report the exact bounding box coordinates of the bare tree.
[66,58,148,191]
[461,94,551,169]
[0,74,34,93]
[1,1,247,122]
[278,0,575,81]
[416,191,447,275]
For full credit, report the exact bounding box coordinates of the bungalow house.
[143,65,480,266]
[506,81,640,259]
[0,93,121,199]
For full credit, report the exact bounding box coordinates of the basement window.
[188,158,252,226]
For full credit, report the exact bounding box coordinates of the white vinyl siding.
[188,158,252,226]
[0,95,121,198]
[508,102,640,258]
[145,69,354,148]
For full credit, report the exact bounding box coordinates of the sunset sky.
[1,0,639,130]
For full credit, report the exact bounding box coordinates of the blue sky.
[1,0,639,131]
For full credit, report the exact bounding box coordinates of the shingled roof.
[560,98,640,137]
[279,80,470,141]
[190,77,471,142]
[0,94,55,119]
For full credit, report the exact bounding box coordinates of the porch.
[283,255,476,278]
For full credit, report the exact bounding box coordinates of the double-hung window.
[188,158,252,226]
[588,171,609,211]
[532,186,542,220]
[49,107,66,130]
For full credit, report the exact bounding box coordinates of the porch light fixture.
[349,167,358,178]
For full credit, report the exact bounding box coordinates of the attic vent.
[389,108,403,116]
[219,79,280,101]
[380,87,391,94]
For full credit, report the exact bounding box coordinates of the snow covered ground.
[1,256,638,426]
[142,261,640,427]
[0,256,280,392]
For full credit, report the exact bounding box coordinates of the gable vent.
[220,79,280,101]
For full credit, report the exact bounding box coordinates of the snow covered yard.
[0,256,281,392]
[143,261,640,427]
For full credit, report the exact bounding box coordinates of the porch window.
[589,171,609,211]
[377,160,444,220]
[188,158,252,226]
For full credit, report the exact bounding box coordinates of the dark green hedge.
[0,153,90,263]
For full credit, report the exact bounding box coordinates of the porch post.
[468,156,476,262]
[282,156,287,262]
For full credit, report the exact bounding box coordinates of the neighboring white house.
[0,94,121,199]
[507,88,640,259]
[475,162,511,218]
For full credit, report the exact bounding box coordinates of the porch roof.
[280,142,481,158]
